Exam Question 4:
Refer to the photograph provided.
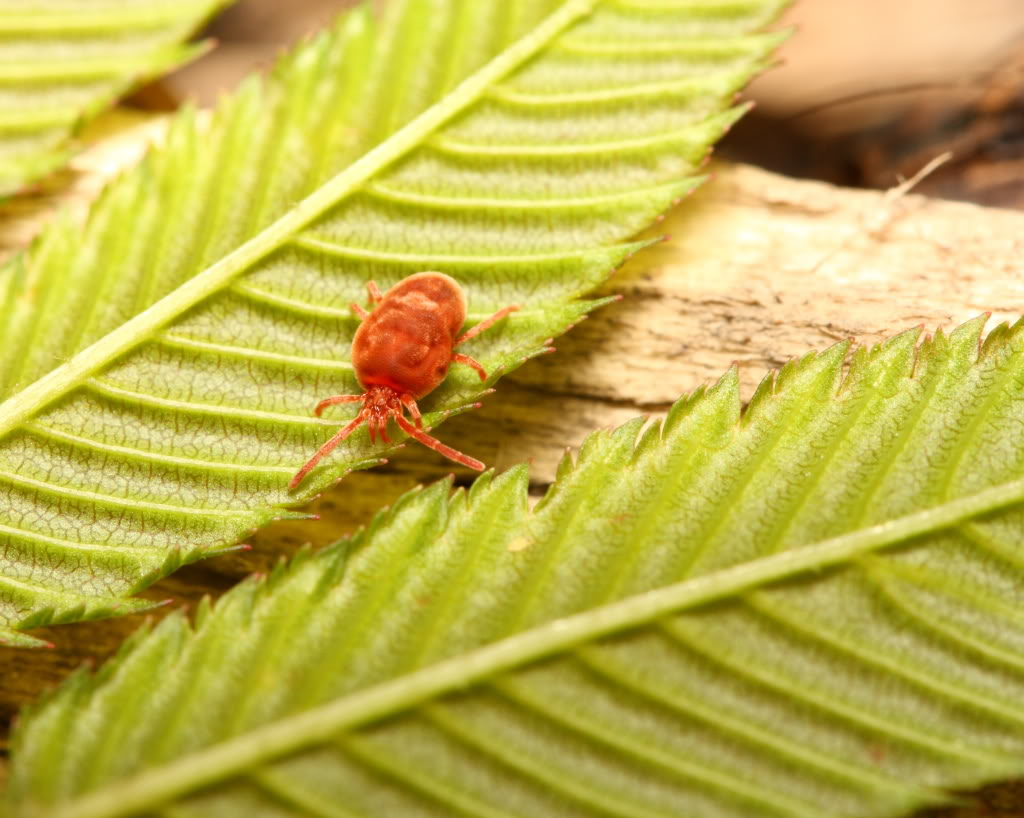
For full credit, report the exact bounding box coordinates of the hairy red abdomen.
[351,272,467,400]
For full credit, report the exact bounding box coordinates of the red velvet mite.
[289,272,519,490]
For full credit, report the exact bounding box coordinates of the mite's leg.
[351,282,383,319]
[400,394,423,428]
[455,305,519,346]
[378,414,392,444]
[451,353,487,381]
[313,394,363,417]
[395,415,484,471]
[289,410,369,490]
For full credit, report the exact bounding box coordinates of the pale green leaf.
[7,317,1024,817]
[0,0,229,195]
[0,0,785,645]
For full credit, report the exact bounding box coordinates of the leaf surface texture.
[0,0,783,644]
[8,318,1024,817]
[0,0,227,194]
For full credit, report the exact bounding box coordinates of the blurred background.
[139,0,1024,208]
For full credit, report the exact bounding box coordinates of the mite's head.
[361,384,403,443]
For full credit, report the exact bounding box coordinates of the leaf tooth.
[307,541,357,601]
[0,627,52,649]
[662,367,737,442]
[775,339,848,400]
[478,462,530,507]
[632,416,664,460]
[742,367,776,424]
[946,313,991,364]
[855,326,921,393]
[980,320,1015,357]
[536,445,578,510]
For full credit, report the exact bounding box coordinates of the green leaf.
[0,1,229,196]
[8,316,1024,817]
[0,0,784,645]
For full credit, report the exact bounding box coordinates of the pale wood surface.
[3,145,1024,813]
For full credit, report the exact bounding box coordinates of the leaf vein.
[660,618,1009,767]
[492,675,826,817]
[747,592,1024,729]
[338,734,520,818]
[24,422,295,476]
[572,647,932,801]
[159,333,354,374]
[86,379,339,428]
[423,703,680,818]
[0,469,253,518]
[0,522,157,557]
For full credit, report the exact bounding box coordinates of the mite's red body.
[354,272,469,400]
[289,272,518,490]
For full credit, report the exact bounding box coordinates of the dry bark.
[2,142,1024,813]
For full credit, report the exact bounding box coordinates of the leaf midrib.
[0,0,598,442]
[45,474,1024,818]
